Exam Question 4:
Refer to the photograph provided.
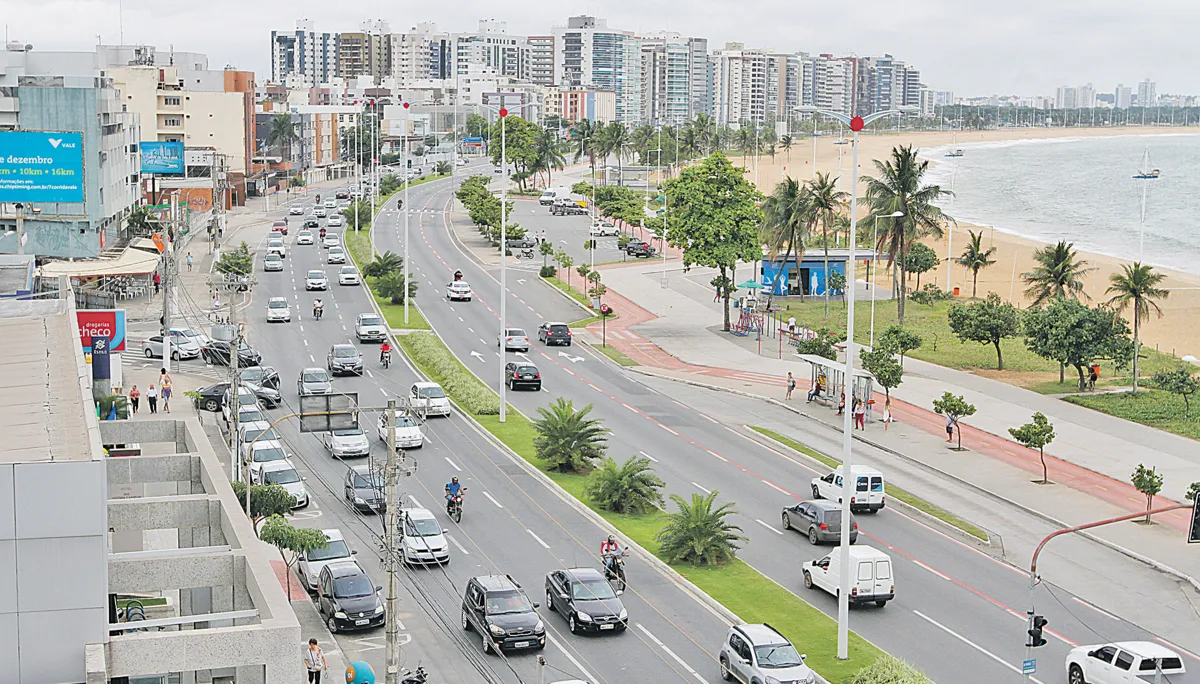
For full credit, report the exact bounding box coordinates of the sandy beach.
[739,127,1200,360]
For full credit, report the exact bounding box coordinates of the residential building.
[1055,85,1079,110]
[640,32,692,126]
[859,54,920,114]
[935,90,955,106]
[545,88,616,123]
[1078,82,1096,109]
[919,86,936,117]
[0,46,140,258]
[270,19,337,85]
[289,105,350,169]
[390,23,452,87]
[687,37,711,118]
[1137,78,1156,107]
[338,20,391,81]
[453,20,527,80]
[712,43,786,125]
[1115,84,1133,109]
[553,16,643,126]
[527,35,556,86]
[812,54,856,117]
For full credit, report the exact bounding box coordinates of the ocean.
[922,133,1200,276]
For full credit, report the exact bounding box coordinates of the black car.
[304,219,320,229]
[504,362,541,391]
[625,240,656,257]
[537,322,572,346]
[345,464,385,512]
[192,381,279,411]
[544,568,628,634]
[239,365,281,391]
[335,190,350,200]
[317,560,384,633]
[328,344,364,376]
[201,340,262,367]
[782,500,859,545]
[461,575,545,654]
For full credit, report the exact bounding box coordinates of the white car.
[170,327,211,348]
[289,206,305,216]
[589,221,619,237]
[323,234,340,249]
[1066,642,1185,684]
[327,215,344,227]
[296,528,356,592]
[305,270,328,290]
[811,465,885,512]
[327,246,346,264]
[266,239,286,259]
[498,327,530,352]
[323,199,337,209]
[323,424,370,458]
[141,334,201,360]
[410,382,451,417]
[296,230,315,245]
[263,253,284,272]
[446,281,472,301]
[243,440,291,484]
[377,410,425,449]
[456,158,467,166]
[257,460,308,508]
[313,207,327,218]
[339,266,361,285]
[400,507,450,565]
[265,297,292,322]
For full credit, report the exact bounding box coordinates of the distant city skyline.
[3,0,1197,97]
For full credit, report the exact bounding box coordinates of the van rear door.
[869,475,885,506]
[873,558,893,599]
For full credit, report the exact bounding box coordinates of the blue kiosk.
[759,248,883,297]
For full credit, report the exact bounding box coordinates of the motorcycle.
[602,551,628,593]
[380,350,392,369]
[446,487,467,523]
[400,666,427,684]
[313,305,324,320]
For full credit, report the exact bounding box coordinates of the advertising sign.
[0,131,85,203]
[140,141,185,174]
[462,137,484,148]
[91,335,111,381]
[77,309,127,352]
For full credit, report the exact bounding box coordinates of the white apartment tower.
[1078,82,1096,109]
[552,16,642,125]
[1055,85,1079,110]
[527,36,556,86]
[390,22,452,86]
[1115,84,1133,109]
[454,20,528,80]
[270,19,337,84]
[640,32,692,126]
[712,43,787,125]
[1137,79,1157,107]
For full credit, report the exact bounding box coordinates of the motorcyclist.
[380,340,392,364]
[313,298,323,319]
[445,477,463,508]
[319,227,327,239]
[600,534,622,571]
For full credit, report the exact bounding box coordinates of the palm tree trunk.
[720,266,731,332]
[897,236,907,325]
[971,271,979,298]
[1132,301,1141,392]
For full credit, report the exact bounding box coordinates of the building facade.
[712,43,786,124]
[270,19,337,85]
[553,16,642,126]
[1115,84,1133,109]
[337,21,391,81]
[527,35,556,86]
[390,23,451,87]
[1137,79,1156,107]
[453,20,527,80]
[545,88,616,123]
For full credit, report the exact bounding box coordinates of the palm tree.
[955,230,997,298]
[805,172,849,318]
[599,122,630,186]
[761,177,810,302]
[435,160,451,175]
[691,113,716,153]
[1106,262,1169,392]
[861,145,953,324]
[124,205,156,238]
[363,251,403,278]
[585,455,665,514]
[678,124,701,162]
[532,398,607,472]
[533,127,566,187]
[570,119,599,182]
[268,113,299,168]
[655,491,746,566]
[780,134,794,161]
[1021,240,1096,306]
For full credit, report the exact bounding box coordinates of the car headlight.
[374,605,385,615]
[355,497,366,504]
[803,673,817,684]
[618,608,627,620]
[576,611,592,622]
[334,611,347,619]
[764,677,781,684]
[488,624,506,636]
[534,621,544,633]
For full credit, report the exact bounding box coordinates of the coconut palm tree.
[780,134,794,161]
[585,455,665,514]
[678,124,701,162]
[533,127,566,187]
[655,491,746,566]
[268,113,299,168]
[1021,240,1096,306]
[570,119,599,182]
[805,172,850,318]
[691,113,716,154]
[861,145,953,324]
[598,122,630,186]
[955,230,997,298]
[1106,262,1169,392]
[532,398,607,472]
[761,177,810,302]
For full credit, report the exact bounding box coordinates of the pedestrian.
[713,286,720,302]
[785,372,796,400]
[837,392,846,416]
[212,292,221,310]
[787,315,797,337]
[146,384,158,414]
[161,381,172,413]
[152,270,161,294]
[853,396,866,430]
[158,367,172,387]
[186,252,193,272]
[304,638,327,683]
[128,385,140,414]
[882,398,893,432]
[807,376,824,403]
[945,413,955,443]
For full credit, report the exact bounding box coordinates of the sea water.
[923,133,1200,276]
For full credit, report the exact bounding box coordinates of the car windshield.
[418,386,446,399]
[243,428,278,443]
[176,329,201,338]
[252,446,287,463]
[333,574,375,598]
[572,578,616,601]
[268,300,287,308]
[265,254,281,260]
[302,370,329,383]
[240,368,263,382]
[754,644,805,669]
[239,408,265,422]
[329,247,344,254]
[485,590,532,615]
[308,271,324,279]
[264,468,300,485]
[405,517,442,537]
[307,540,350,562]
[341,267,357,274]
[333,346,358,358]
[516,366,538,374]
[238,392,257,406]
[268,240,283,247]
[333,427,363,437]
[360,316,383,327]
[351,471,382,488]
[392,414,419,428]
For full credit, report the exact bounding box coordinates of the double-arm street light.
[794,104,914,661]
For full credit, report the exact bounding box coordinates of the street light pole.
[402,102,412,325]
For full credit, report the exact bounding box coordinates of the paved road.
[230,179,733,684]
[371,173,1200,684]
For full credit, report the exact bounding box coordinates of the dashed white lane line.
[546,634,598,684]
[762,480,790,496]
[379,387,389,396]
[755,518,785,535]
[700,414,719,424]
[914,560,952,581]
[444,456,462,472]
[658,424,679,436]
[691,482,711,494]
[303,339,309,346]
[526,529,551,549]
[639,450,658,463]
[446,534,469,555]
[913,610,1045,684]
[635,624,706,684]
[705,448,727,462]
[365,369,374,378]
[623,403,639,414]
[482,491,503,508]
[468,327,475,333]
[1072,597,1118,620]
[309,354,316,362]
[459,316,464,322]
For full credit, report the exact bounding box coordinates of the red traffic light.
[499,107,508,118]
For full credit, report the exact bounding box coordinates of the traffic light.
[1027,615,1048,647]
[407,159,412,169]
[1189,499,1200,543]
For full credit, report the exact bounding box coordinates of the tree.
[576,264,592,286]
[655,491,746,566]
[343,201,373,231]
[532,126,567,186]
[435,161,451,175]
[947,293,1021,370]
[1130,464,1164,523]
[268,113,299,166]
[363,251,403,278]
[291,174,305,189]
[532,398,607,472]
[1106,262,1169,392]
[932,391,976,451]
[379,173,401,196]
[375,271,417,304]
[1186,481,1200,502]
[860,347,903,400]
[955,230,997,298]
[1151,367,1199,419]
[587,270,605,303]
[585,455,665,514]
[230,480,295,536]
[1009,412,1056,484]
[861,145,953,324]
[556,249,575,290]
[125,205,158,237]
[828,270,847,306]
[1021,240,1096,306]
[259,515,329,600]
[465,113,489,139]
[760,177,809,302]
[779,134,794,161]
[877,325,922,367]
[904,242,940,290]
[795,327,843,360]
[539,239,555,268]
[1023,299,1134,389]
[806,172,849,318]
[215,241,253,276]
[664,153,762,331]
[488,115,540,190]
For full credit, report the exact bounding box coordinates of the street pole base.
[660,276,669,289]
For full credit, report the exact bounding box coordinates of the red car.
[272,220,289,236]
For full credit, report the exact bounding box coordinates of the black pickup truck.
[625,240,657,258]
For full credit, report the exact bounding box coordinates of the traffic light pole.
[1023,502,1189,682]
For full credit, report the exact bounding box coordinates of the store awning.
[36,249,161,278]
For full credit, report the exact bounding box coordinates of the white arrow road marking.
[912,611,1045,684]
[526,529,550,549]
[482,491,503,508]
[558,352,584,363]
[470,351,485,362]
[517,279,526,285]
[635,624,706,684]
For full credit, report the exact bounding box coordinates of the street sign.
[299,393,360,433]
[1022,659,1036,675]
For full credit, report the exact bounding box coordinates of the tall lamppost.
[399,101,413,325]
[869,211,905,348]
[796,104,912,661]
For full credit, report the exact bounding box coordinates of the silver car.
[323,424,370,458]
[327,246,346,264]
[355,313,387,342]
[719,624,816,684]
[498,327,530,352]
[298,367,332,396]
[266,297,292,323]
[141,334,201,360]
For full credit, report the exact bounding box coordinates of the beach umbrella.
[737,279,761,290]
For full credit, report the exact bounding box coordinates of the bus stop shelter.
[797,354,876,419]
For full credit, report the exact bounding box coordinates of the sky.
[2,0,1196,97]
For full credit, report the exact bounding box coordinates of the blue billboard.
[140,141,185,174]
[0,131,85,203]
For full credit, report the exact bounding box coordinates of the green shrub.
[909,283,951,305]
[539,265,557,278]
[400,332,500,414]
[842,655,931,684]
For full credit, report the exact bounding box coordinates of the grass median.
[398,330,892,682]
[542,275,592,309]
[749,426,991,543]
[345,220,431,330]
[1063,390,1200,442]
[584,340,638,367]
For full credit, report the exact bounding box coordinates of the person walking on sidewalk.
[945,412,955,442]
[785,372,796,400]
[152,270,161,294]
[161,381,173,413]
[159,367,172,388]
[881,398,893,432]
[853,396,866,430]
[186,252,193,272]
[837,392,845,416]
[146,385,158,414]
[304,638,327,683]
[128,385,140,414]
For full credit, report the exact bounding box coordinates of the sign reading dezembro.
[0,131,85,203]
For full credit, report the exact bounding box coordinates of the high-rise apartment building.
[270,19,337,84]
[640,33,692,126]
[1115,84,1133,109]
[801,54,856,117]
[1078,82,1096,109]
[390,22,451,86]
[861,54,919,114]
[687,38,711,118]
[712,43,789,125]
[1055,85,1079,110]
[553,16,643,126]
[527,35,556,86]
[337,20,391,81]
[453,20,528,80]
[1137,79,1157,107]
[545,88,617,123]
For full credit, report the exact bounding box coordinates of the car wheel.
[461,610,472,632]
[203,398,220,412]
[782,512,792,530]
[546,588,556,612]
[1068,664,1086,684]
[811,484,820,498]
[808,528,819,545]
[568,614,578,634]
[803,570,814,589]
[144,348,154,358]
[171,351,180,361]
[875,599,887,607]
[481,631,492,655]
[327,616,339,634]
[720,657,732,682]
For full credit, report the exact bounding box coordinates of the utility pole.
[382,398,402,684]
[229,289,241,486]
[161,194,176,372]
[14,202,25,256]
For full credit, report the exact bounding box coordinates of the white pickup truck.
[1066,642,1184,684]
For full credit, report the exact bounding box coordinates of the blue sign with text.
[140,141,185,174]
[0,131,85,203]
[1022,659,1036,675]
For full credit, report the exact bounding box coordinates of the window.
[1114,651,1134,671]
[1140,657,1183,672]
[876,560,892,580]
[163,96,180,106]
[1091,647,1115,664]
[857,562,873,581]
[163,117,181,127]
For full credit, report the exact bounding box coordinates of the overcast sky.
[3,0,1195,96]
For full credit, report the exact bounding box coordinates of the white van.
[811,465,885,512]
[539,186,572,205]
[803,545,893,607]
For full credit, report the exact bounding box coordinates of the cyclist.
[379,340,392,365]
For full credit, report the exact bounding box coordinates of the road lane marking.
[379,387,389,396]
[444,457,462,472]
[1072,597,1118,620]
[1156,637,1200,663]
[700,414,719,424]
[408,495,422,507]
[762,480,790,496]
[691,482,711,494]
[482,491,503,508]
[365,369,374,378]
[635,624,706,684]
[309,354,315,362]
[546,634,598,684]
[912,610,1046,684]
[446,534,469,555]
[526,529,551,549]
[914,560,952,581]
[639,450,658,463]
[658,424,679,436]
[755,518,784,535]
[623,403,639,414]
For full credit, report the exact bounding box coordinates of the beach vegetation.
[904,242,940,290]
[533,398,608,473]
[1106,262,1170,392]
[806,171,850,318]
[1151,367,1199,419]
[947,293,1022,370]
[1009,412,1056,484]
[955,230,998,298]
[908,283,951,305]
[860,346,904,400]
[761,177,811,307]
[586,455,665,515]
[878,325,922,367]
[1021,240,1096,306]
[1023,299,1134,390]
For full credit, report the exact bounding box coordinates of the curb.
[538,275,595,317]
[630,367,1200,592]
